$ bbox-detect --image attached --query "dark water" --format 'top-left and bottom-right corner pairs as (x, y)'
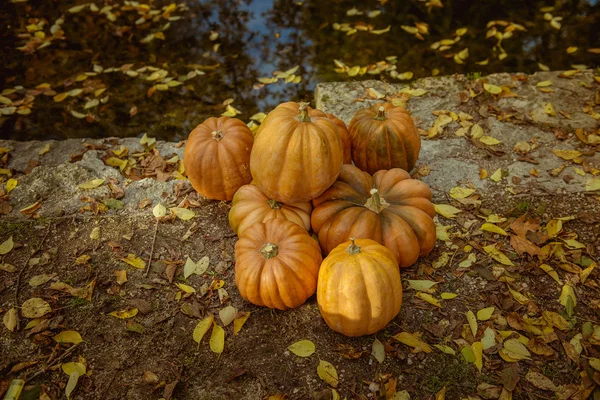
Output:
(1, 0), (599, 141)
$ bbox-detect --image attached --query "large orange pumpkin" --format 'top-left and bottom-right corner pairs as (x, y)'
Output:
(234, 219), (322, 310)
(349, 102), (420, 174)
(228, 184), (312, 236)
(311, 164), (436, 268)
(184, 116), (253, 201)
(317, 238), (402, 336)
(250, 102), (344, 203)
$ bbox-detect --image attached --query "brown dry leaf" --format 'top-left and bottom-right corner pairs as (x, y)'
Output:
(527, 337), (555, 356)
(525, 369), (557, 391)
(114, 270), (127, 285)
(510, 235), (541, 256)
(3, 307), (17, 332)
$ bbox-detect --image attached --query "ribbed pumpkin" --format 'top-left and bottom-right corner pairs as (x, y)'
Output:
(250, 102), (344, 203)
(184, 116), (253, 201)
(325, 113), (352, 164)
(349, 102), (420, 174)
(311, 164), (436, 268)
(317, 238), (402, 336)
(228, 184), (313, 236)
(234, 219), (323, 310)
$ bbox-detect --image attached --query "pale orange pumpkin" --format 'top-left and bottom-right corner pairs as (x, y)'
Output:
(317, 238), (402, 336)
(349, 102), (421, 174)
(184, 116), (253, 201)
(234, 219), (322, 310)
(311, 164), (436, 268)
(228, 184), (312, 236)
(250, 102), (344, 203)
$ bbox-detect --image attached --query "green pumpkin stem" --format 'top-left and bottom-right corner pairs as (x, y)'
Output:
(373, 106), (387, 121)
(364, 188), (390, 213)
(260, 243), (279, 259)
(298, 102), (311, 122)
(347, 237), (361, 255)
(266, 199), (282, 209)
(211, 130), (224, 141)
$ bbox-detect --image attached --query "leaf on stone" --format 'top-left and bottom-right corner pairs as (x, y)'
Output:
(0, 236), (14, 255)
(171, 207), (195, 220)
(153, 203), (167, 217)
(372, 338), (385, 363)
(483, 244), (514, 266)
(490, 168), (502, 182)
(317, 360), (339, 387)
(537, 80), (553, 87)
(193, 315), (214, 344)
(481, 223), (507, 236)
(218, 305), (237, 327)
(392, 332), (432, 353)
(552, 149), (581, 160)
(585, 177), (600, 192)
(108, 307), (138, 319)
(434, 204), (462, 219)
(184, 256), (209, 278)
(77, 178), (105, 189)
(484, 83), (502, 94)
(3, 307), (17, 332)
(479, 136), (501, 145)
(53, 330), (83, 344)
(415, 292), (441, 308)
(525, 369), (557, 391)
(233, 311), (250, 335)
(449, 187), (475, 199)
(121, 254), (146, 269)
(288, 340), (316, 357)
(22, 298), (52, 318)
(209, 322), (225, 354)
(544, 103), (556, 116)
(477, 306), (495, 321)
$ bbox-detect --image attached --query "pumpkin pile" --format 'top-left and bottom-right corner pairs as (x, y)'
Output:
(183, 101), (436, 336)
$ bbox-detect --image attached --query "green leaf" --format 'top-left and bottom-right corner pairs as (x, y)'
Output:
(288, 340), (315, 357)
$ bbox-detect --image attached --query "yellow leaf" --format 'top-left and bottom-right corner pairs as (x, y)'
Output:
(317, 360), (339, 387)
(62, 362), (86, 376)
(479, 136), (501, 145)
(508, 287), (530, 304)
(585, 177), (600, 191)
(566, 46), (578, 54)
(370, 25), (391, 35)
(483, 244), (514, 266)
(484, 83), (502, 94)
(415, 292), (441, 308)
(590, 358), (600, 371)
(559, 284), (576, 308)
(435, 386), (447, 400)
(152, 203), (166, 218)
(539, 264), (562, 284)
(552, 149), (582, 160)
(490, 168), (502, 182)
(193, 315), (214, 343)
(176, 283), (196, 294)
(114, 270), (127, 285)
(184, 256), (209, 279)
(581, 263), (595, 284)
(233, 311), (250, 335)
(38, 143), (51, 156)
(5, 178), (17, 193)
(480, 223), (507, 236)
(105, 157), (127, 171)
(53, 92), (69, 102)
(121, 254), (146, 269)
(538, 62), (550, 71)
(170, 207), (195, 220)
(536, 80), (553, 87)
(434, 204), (462, 219)
(546, 219), (562, 238)
(108, 308), (138, 319)
(21, 298), (52, 318)
(480, 168), (488, 179)
(209, 322), (225, 354)
(477, 306), (495, 321)
(392, 332), (432, 353)
(433, 344), (456, 355)
(472, 341), (483, 372)
(449, 187), (475, 199)
(288, 340), (315, 357)
(53, 330), (83, 344)
(0, 236), (14, 255)
(466, 310), (478, 336)
(542, 311), (569, 330)
(503, 338), (531, 360)
(481, 327), (496, 350)
(407, 280), (439, 291)
(3, 308), (17, 332)
(544, 102), (556, 116)
(250, 112), (267, 123)
(77, 178), (105, 189)
(441, 292), (457, 299)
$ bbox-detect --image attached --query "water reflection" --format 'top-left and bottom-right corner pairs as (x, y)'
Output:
(0, 0), (598, 141)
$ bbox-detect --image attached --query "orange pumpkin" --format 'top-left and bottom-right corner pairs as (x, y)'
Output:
(325, 113), (352, 164)
(184, 116), (253, 201)
(228, 184), (312, 236)
(317, 238), (402, 336)
(234, 219), (323, 310)
(349, 102), (420, 174)
(250, 102), (344, 203)
(311, 164), (436, 268)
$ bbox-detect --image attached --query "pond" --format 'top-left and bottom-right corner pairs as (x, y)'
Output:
(1, 0), (599, 141)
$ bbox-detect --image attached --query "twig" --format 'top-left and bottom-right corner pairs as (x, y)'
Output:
(25, 343), (80, 384)
(144, 220), (159, 277)
(14, 224), (52, 307)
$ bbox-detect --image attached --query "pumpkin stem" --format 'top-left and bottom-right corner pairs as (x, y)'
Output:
(373, 106), (387, 121)
(266, 199), (282, 210)
(260, 243), (279, 259)
(347, 237), (361, 255)
(364, 188), (390, 213)
(297, 102), (311, 122)
(211, 130), (224, 141)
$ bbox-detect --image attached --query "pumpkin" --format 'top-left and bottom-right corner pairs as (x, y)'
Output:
(348, 102), (420, 174)
(234, 219), (323, 310)
(250, 102), (344, 203)
(317, 238), (402, 336)
(184, 116), (253, 201)
(228, 184), (313, 236)
(311, 164), (436, 268)
(325, 113), (352, 164)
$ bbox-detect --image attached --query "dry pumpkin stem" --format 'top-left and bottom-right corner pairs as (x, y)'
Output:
(373, 106), (387, 121)
(211, 130), (224, 141)
(297, 102), (311, 122)
(363, 188), (390, 213)
(346, 237), (361, 255)
(266, 199), (282, 210)
(260, 242), (279, 259)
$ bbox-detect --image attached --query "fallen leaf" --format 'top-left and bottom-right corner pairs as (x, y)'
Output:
(77, 178), (105, 189)
(525, 369), (557, 391)
(484, 83), (502, 94)
(53, 330), (83, 344)
(171, 207), (195, 220)
(288, 340), (316, 357)
(472, 341), (483, 372)
(490, 168), (503, 182)
(477, 306), (495, 321)
(114, 270), (127, 285)
(508, 287), (530, 304)
(434, 204), (462, 219)
(434, 344), (456, 355)
(481, 223), (507, 236)
(3, 307), (17, 332)
(209, 322), (225, 354)
(184, 256), (209, 279)
(218, 305), (237, 327)
(121, 254), (146, 269)
(481, 327), (496, 350)
(449, 187), (475, 199)
(466, 310), (478, 336)
(392, 332), (432, 353)
(415, 292), (441, 308)
(176, 283), (196, 294)
(317, 360), (339, 387)
(441, 292), (457, 299)
(407, 280), (439, 291)
(552, 149), (581, 160)
(538, 264), (562, 284)
(108, 308), (138, 319)
(483, 245), (514, 266)
(0, 236), (14, 255)
(585, 177), (600, 191)
(544, 102), (556, 116)
(193, 315), (214, 344)
(503, 338), (531, 360)
(22, 298), (52, 318)
(436, 386), (447, 400)
(542, 311), (569, 330)
(29, 274), (56, 287)
(233, 312), (250, 335)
